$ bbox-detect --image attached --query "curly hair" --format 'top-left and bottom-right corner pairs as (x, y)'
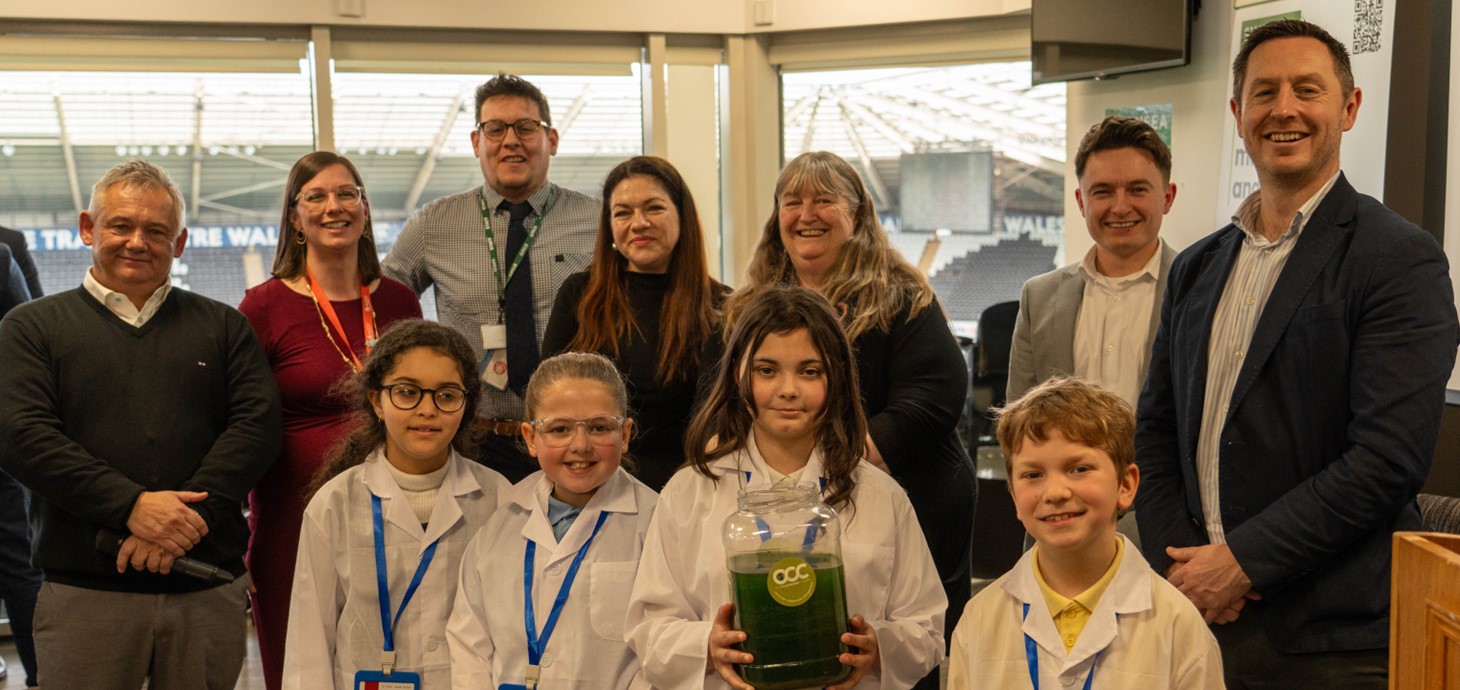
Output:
(684, 284), (865, 510)
(307, 319), (483, 499)
(724, 151), (936, 342)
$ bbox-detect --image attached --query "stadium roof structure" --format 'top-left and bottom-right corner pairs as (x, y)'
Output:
(0, 61), (1064, 229)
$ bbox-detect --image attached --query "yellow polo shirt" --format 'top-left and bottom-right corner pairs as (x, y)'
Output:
(1032, 537), (1124, 652)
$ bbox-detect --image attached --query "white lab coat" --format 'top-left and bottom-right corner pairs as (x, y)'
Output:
(282, 448), (508, 690)
(626, 438), (946, 690)
(448, 466), (657, 690)
(946, 535), (1224, 689)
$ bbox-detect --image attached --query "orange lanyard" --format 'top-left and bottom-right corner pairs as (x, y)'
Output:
(305, 267), (377, 371)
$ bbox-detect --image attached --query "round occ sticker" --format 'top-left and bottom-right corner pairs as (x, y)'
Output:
(767, 556), (816, 607)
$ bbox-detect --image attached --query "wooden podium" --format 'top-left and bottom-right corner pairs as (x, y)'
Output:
(1391, 532), (1460, 689)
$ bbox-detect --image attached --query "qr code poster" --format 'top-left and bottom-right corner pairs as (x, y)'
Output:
(1214, 0), (1396, 228)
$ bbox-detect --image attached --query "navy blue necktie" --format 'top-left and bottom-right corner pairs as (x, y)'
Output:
(502, 200), (539, 397)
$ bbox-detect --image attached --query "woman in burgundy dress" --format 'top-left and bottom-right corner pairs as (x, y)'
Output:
(238, 151), (420, 690)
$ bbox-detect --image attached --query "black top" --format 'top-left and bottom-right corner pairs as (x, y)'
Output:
(0, 244), (29, 318)
(543, 271), (728, 491)
(852, 294), (976, 634)
(0, 225), (42, 298)
(0, 287), (281, 592)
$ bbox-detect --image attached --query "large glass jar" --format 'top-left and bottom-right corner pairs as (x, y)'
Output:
(723, 482), (851, 690)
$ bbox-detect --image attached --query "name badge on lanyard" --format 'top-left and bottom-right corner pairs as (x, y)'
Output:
(476, 189), (553, 392)
(355, 494), (438, 690)
(500, 511), (609, 690)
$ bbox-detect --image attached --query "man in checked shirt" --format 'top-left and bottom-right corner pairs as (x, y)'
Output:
(386, 73), (598, 481)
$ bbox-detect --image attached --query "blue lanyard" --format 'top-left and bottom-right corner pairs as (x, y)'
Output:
(372, 494), (439, 673)
(742, 472), (826, 548)
(522, 511), (609, 683)
(1022, 603), (1099, 690)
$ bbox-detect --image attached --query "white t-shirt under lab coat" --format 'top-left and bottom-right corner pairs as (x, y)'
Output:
(283, 448), (508, 690)
(626, 437), (947, 690)
(947, 534), (1224, 689)
(447, 466), (657, 690)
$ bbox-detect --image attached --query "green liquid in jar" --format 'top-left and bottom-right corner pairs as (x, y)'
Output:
(729, 552), (851, 690)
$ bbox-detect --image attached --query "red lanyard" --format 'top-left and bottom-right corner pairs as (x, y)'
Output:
(306, 267), (377, 371)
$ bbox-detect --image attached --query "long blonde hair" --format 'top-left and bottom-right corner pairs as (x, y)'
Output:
(724, 151), (935, 340)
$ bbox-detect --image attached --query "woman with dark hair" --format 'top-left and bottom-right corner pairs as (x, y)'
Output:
(543, 155), (728, 490)
(724, 151), (977, 689)
(237, 151), (421, 690)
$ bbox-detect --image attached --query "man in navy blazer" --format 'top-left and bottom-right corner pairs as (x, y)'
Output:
(1135, 19), (1459, 688)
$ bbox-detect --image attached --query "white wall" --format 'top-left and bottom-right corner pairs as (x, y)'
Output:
(745, 0), (1027, 33)
(2, 0), (1027, 35)
(1062, 4), (1234, 259)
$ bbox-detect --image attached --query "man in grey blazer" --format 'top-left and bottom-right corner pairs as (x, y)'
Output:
(1007, 116), (1178, 407)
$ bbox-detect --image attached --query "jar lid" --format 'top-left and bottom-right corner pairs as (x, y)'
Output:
(736, 481), (819, 512)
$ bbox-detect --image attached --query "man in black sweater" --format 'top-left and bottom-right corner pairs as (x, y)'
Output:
(0, 159), (280, 689)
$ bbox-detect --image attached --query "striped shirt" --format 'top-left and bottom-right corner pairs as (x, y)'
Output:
(1197, 172), (1339, 544)
(383, 182), (598, 419)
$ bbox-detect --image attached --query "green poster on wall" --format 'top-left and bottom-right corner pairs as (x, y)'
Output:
(1103, 104), (1173, 146)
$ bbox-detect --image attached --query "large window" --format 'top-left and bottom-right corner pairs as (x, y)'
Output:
(781, 62), (1066, 330)
(0, 67), (315, 304)
(330, 70), (643, 228)
(0, 60), (642, 307)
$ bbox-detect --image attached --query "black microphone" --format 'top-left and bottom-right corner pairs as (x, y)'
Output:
(95, 529), (235, 585)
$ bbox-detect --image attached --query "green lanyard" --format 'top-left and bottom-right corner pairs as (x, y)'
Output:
(477, 186), (556, 322)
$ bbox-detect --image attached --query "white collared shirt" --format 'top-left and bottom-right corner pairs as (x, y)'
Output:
(1197, 172), (1340, 544)
(82, 269), (171, 327)
(1072, 241), (1164, 407)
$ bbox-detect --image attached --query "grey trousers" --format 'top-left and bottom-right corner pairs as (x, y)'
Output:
(34, 579), (248, 690)
(1212, 610), (1388, 689)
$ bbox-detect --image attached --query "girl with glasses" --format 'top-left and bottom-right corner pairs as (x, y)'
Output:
(239, 151), (422, 690)
(282, 320), (509, 690)
(448, 352), (657, 689)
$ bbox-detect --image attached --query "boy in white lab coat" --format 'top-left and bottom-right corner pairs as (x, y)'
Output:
(948, 377), (1224, 689)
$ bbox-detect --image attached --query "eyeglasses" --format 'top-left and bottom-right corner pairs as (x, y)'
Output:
(296, 186), (364, 210)
(476, 119), (550, 141)
(529, 416), (626, 448)
(378, 383), (468, 413)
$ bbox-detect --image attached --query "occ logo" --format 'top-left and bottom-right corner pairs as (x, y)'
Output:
(767, 557), (816, 607)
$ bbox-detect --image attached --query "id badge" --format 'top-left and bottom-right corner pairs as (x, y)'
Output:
(481, 348), (509, 390)
(481, 324), (508, 350)
(354, 669), (421, 690)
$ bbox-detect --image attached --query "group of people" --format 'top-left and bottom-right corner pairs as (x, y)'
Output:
(0, 17), (1454, 690)
(985, 19), (1458, 690)
(0, 69), (974, 689)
